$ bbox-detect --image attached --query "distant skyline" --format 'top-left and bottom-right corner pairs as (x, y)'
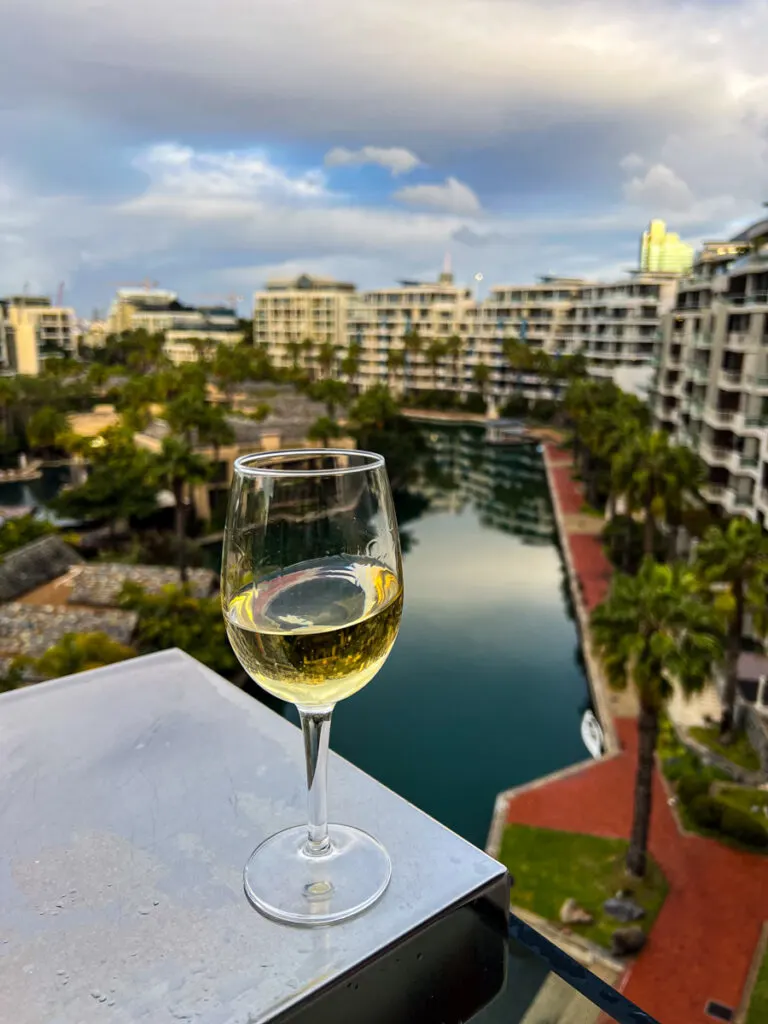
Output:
(2, 0), (767, 313)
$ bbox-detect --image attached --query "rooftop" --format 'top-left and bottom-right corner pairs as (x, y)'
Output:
(0, 536), (83, 603)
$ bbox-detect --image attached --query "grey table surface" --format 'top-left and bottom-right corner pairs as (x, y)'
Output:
(0, 649), (506, 1024)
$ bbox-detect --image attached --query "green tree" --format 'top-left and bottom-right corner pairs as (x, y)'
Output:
(286, 340), (302, 373)
(308, 415), (343, 446)
(119, 581), (239, 679)
(695, 518), (768, 737)
(153, 437), (211, 583)
(612, 431), (705, 557)
(425, 339), (447, 390)
(445, 334), (463, 384)
(316, 341), (337, 379)
(26, 406), (69, 456)
(310, 379), (349, 419)
(591, 559), (723, 876)
(341, 342), (362, 381)
(51, 427), (159, 531)
(0, 514), (54, 557)
(387, 348), (406, 389)
(472, 362), (492, 401)
(15, 632), (135, 681)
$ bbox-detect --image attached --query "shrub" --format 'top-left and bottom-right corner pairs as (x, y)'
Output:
(720, 807), (768, 849)
(688, 795), (724, 830)
(500, 394), (530, 418)
(677, 774), (710, 805)
(464, 392), (487, 415)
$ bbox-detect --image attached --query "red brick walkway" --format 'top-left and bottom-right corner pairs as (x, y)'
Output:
(546, 445), (612, 611)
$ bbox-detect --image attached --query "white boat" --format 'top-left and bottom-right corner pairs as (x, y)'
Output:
(581, 709), (605, 760)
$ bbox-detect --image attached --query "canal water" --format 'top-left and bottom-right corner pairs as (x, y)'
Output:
(0, 466), (73, 514)
(289, 425), (591, 849)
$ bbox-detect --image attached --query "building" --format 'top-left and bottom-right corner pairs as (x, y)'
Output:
(345, 267), (473, 393)
(640, 219), (694, 274)
(566, 272), (678, 379)
(253, 274), (355, 373)
(257, 266), (680, 404)
(0, 296), (77, 375)
(470, 277), (585, 401)
(650, 215), (768, 521)
(106, 287), (243, 364)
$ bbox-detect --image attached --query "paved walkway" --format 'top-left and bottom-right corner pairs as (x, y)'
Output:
(505, 719), (768, 1023)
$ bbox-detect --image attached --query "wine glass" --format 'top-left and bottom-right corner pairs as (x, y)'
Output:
(221, 448), (404, 926)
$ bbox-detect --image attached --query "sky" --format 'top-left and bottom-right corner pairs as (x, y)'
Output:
(2, 0), (768, 315)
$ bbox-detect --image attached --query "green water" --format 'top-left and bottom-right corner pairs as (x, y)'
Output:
(289, 426), (591, 849)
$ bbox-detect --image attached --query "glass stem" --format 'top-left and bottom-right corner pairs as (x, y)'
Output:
(298, 707), (333, 856)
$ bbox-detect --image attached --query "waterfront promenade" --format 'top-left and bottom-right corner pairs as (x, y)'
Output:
(492, 440), (768, 1023)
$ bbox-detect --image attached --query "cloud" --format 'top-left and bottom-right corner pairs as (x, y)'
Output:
(452, 226), (511, 247)
(324, 146), (423, 176)
(394, 177), (480, 214)
(619, 153), (645, 173)
(134, 143), (328, 200)
(623, 163), (695, 211)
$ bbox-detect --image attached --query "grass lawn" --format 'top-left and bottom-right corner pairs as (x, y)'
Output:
(689, 725), (762, 773)
(717, 784), (768, 817)
(746, 939), (768, 1024)
(498, 823), (668, 951)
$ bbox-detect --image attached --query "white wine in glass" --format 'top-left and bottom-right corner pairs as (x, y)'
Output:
(222, 449), (403, 925)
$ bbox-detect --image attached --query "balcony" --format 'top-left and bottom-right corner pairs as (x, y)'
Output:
(718, 369), (744, 390)
(0, 650), (662, 1024)
(725, 331), (753, 349)
(699, 441), (734, 468)
(692, 333), (712, 349)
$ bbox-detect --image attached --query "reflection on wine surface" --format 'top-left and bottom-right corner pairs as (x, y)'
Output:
(225, 554), (402, 706)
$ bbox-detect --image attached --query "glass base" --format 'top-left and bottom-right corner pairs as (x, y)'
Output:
(243, 824), (391, 926)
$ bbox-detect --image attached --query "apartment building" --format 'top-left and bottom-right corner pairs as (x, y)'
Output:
(253, 275), (355, 373)
(651, 219), (768, 522)
(469, 277), (585, 400)
(0, 296), (77, 375)
(258, 268), (678, 403)
(565, 273), (677, 387)
(345, 268), (473, 393)
(640, 219), (694, 274)
(106, 288), (243, 364)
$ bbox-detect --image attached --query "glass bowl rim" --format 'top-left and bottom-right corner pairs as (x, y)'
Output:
(233, 448), (385, 478)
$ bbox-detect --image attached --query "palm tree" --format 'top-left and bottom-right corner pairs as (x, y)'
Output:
(612, 431), (704, 557)
(286, 340), (301, 373)
(445, 334), (463, 388)
(402, 328), (423, 391)
(154, 437), (211, 583)
(472, 362), (492, 405)
(387, 348), (406, 391)
(316, 341), (337, 379)
(592, 559), (723, 876)
(308, 415), (343, 446)
(26, 406), (69, 457)
(310, 379), (349, 420)
(425, 339), (447, 390)
(695, 518), (768, 737)
(301, 337), (316, 379)
(341, 342), (362, 383)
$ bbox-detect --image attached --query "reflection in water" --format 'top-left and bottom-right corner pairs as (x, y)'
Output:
(287, 426), (590, 848)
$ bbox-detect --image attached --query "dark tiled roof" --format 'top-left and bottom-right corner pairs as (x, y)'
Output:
(0, 537), (83, 602)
